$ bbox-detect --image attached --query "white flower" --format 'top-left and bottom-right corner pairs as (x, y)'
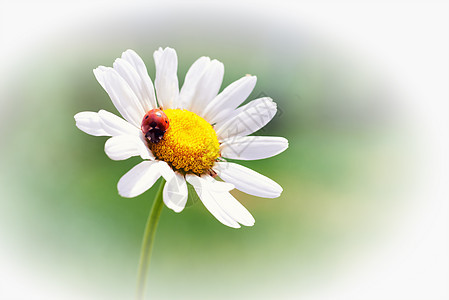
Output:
(74, 48), (288, 228)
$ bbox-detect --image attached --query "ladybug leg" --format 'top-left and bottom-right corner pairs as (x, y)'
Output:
(207, 169), (218, 178)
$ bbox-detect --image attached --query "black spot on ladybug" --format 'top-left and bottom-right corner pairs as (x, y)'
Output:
(149, 121), (157, 128)
(145, 115), (149, 119)
(165, 120), (168, 123)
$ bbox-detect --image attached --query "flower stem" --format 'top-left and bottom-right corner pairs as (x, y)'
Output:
(136, 178), (166, 300)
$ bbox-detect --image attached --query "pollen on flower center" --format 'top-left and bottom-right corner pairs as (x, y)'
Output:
(149, 109), (220, 175)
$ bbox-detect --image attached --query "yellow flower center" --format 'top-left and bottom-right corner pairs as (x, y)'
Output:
(149, 109), (220, 175)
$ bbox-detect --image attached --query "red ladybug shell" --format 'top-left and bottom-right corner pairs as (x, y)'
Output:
(141, 109), (170, 143)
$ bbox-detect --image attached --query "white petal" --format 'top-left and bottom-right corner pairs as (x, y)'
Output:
(153, 47), (163, 66)
(202, 176), (254, 226)
(199, 190), (241, 228)
(98, 110), (140, 136)
(105, 135), (153, 161)
(214, 162), (283, 198)
(178, 56), (211, 108)
(92, 66), (109, 90)
(105, 136), (139, 160)
(118, 161), (162, 198)
(213, 191), (255, 226)
(233, 96), (276, 117)
(94, 67), (145, 127)
(186, 175), (240, 228)
(203, 75), (257, 124)
(182, 59), (224, 116)
(215, 97), (277, 140)
(74, 111), (108, 136)
(154, 47), (179, 109)
(75, 110), (139, 137)
(160, 166), (188, 213)
(155, 159), (175, 180)
(121, 49), (157, 110)
(113, 57), (154, 112)
(186, 174), (234, 192)
(220, 136), (288, 160)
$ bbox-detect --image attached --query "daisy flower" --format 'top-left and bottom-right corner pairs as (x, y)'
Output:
(75, 47), (288, 228)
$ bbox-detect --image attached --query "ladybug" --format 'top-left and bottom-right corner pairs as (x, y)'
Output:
(141, 108), (170, 143)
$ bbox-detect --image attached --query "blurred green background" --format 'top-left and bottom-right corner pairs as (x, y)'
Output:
(0, 7), (410, 300)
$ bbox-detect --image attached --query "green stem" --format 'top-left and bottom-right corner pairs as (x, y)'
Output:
(136, 178), (166, 300)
